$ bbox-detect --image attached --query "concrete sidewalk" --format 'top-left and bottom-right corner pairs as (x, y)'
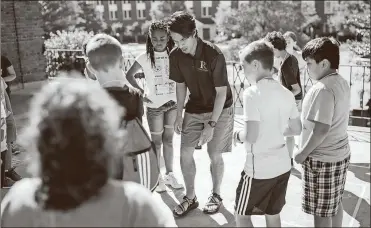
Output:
(3, 81), (371, 227)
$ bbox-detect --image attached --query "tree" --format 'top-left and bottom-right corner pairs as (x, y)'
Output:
(125, 22), (142, 43)
(347, 13), (370, 58)
(213, 2), (235, 34)
(39, 1), (77, 34)
(75, 1), (106, 33)
(149, 1), (186, 20)
(217, 1), (306, 42)
(141, 20), (153, 35)
(328, 1), (370, 57)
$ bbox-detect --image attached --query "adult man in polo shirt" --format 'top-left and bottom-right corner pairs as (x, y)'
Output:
(168, 11), (234, 217)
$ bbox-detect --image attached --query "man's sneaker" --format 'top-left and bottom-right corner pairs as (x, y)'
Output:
(11, 143), (21, 155)
(1, 177), (15, 189)
(5, 168), (22, 181)
(155, 176), (167, 193)
(164, 172), (184, 189)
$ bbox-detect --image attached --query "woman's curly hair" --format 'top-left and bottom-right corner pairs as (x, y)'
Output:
(20, 73), (126, 211)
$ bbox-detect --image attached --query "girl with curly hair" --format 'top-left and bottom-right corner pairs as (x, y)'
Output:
(125, 20), (183, 193)
(0, 75), (176, 227)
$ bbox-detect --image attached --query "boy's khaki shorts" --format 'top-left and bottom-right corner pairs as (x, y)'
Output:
(181, 106), (234, 153)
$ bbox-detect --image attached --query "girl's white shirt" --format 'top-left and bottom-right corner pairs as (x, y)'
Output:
(135, 51), (176, 108)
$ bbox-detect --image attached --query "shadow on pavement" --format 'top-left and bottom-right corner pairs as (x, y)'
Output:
(291, 166), (370, 227)
(348, 163), (370, 183)
(160, 189), (235, 227)
(342, 191), (370, 227)
(9, 93), (33, 116)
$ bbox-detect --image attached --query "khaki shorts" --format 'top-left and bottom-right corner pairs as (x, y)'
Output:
(181, 106), (234, 153)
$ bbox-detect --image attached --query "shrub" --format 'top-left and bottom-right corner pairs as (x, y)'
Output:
(44, 30), (94, 77)
(224, 38), (250, 62)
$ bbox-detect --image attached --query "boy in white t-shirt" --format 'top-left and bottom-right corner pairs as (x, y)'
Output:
(126, 20), (183, 193)
(233, 40), (302, 227)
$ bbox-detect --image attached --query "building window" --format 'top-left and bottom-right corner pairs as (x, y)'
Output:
(137, 9), (146, 19)
(324, 1), (334, 14)
(137, 0), (144, 3)
(123, 0), (129, 3)
(96, 0), (102, 5)
(109, 0), (116, 4)
(123, 10), (131, 20)
(109, 10), (118, 20)
(202, 7), (211, 17)
(98, 12), (103, 20)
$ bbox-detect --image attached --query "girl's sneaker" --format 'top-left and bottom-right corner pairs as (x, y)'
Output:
(155, 176), (167, 193)
(164, 172), (183, 189)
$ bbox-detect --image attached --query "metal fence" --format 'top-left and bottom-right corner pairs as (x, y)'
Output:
(45, 49), (370, 126)
(229, 61), (371, 126)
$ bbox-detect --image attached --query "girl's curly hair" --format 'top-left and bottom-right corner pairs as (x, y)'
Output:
(20, 73), (126, 211)
(146, 20), (175, 68)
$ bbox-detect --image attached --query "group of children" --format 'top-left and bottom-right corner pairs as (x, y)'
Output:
(1, 15), (351, 227)
(234, 34), (351, 227)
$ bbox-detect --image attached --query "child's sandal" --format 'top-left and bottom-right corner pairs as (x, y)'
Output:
(173, 196), (199, 217)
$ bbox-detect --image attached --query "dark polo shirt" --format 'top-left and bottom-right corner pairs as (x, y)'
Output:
(279, 54), (303, 100)
(169, 38), (233, 114)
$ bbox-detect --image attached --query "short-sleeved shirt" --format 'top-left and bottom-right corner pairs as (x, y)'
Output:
(300, 73), (351, 163)
(1, 98), (7, 152)
(243, 78), (299, 179)
(169, 38), (233, 114)
(136, 51), (176, 108)
(104, 85), (144, 122)
(0, 178), (177, 227)
(1, 55), (12, 78)
(279, 54), (303, 100)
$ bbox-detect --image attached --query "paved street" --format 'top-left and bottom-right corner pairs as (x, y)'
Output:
(2, 81), (370, 227)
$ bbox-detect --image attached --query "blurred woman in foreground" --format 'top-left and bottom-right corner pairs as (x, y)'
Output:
(0, 74), (176, 227)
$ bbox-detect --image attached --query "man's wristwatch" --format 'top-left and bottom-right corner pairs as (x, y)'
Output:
(208, 121), (216, 128)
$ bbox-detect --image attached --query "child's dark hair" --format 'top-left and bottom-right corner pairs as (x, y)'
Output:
(167, 11), (197, 38)
(146, 20), (174, 68)
(302, 37), (340, 69)
(265, 31), (287, 51)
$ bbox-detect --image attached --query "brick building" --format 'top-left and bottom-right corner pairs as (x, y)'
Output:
(1, 1), (46, 83)
(89, 0), (244, 40)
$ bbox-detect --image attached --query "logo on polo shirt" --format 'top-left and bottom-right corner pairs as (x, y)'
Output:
(196, 60), (208, 72)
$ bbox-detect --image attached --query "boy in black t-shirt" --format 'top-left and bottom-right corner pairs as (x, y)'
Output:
(85, 34), (144, 122)
(85, 34), (145, 179)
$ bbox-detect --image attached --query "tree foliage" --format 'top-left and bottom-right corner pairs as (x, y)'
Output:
(215, 1), (310, 61)
(39, 1), (77, 34)
(216, 1), (306, 42)
(149, 0), (186, 20)
(39, 1), (105, 34)
(75, 1), (105, 33)
(339, 1), (370, 57)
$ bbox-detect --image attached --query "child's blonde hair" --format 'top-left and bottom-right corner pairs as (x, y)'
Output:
(86, 34), (123, 72)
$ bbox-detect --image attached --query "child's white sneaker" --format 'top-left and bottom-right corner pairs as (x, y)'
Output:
(155, 176), (167, 193)
(163, 172), (183, 189)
